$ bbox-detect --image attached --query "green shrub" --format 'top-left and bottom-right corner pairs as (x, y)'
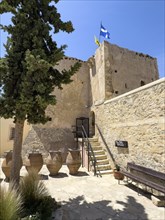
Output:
(37, 196), (58, 220)
(19, 171), (49, 214)
(21, 213), (40, 220)
(19, 171), (58, 219)
(0, 186), (22, 220)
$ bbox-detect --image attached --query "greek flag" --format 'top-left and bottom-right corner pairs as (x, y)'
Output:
(100, 24), (110, 39)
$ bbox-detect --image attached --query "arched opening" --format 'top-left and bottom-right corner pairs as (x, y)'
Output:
(89, 111), (95, 137)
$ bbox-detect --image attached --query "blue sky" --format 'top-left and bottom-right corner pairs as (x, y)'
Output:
(0, 0), (164, 78)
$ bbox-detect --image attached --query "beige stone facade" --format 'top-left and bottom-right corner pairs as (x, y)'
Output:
(93, 78), (165, 172)
(89, 41), (159, 103)
(20, 41), (163, 171)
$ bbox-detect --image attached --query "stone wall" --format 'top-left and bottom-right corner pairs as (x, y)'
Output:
(104, 41), (159, 99)
(89, 41), (159, 104)
(88, 45), (105, 104)
(46, 57), (91, 128)
(22, 126), (72, 162)
(22, 57), (91, 160)
(93, 78), (165, 172)
(21, 42), (161, 166)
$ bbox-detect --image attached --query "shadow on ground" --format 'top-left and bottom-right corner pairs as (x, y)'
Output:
(70, 171), (89, 177)
(49, 172), (68, 178)
(61, 195), (149, 220)
(125, 183), (151, 199)
(39, 174), (49, 180)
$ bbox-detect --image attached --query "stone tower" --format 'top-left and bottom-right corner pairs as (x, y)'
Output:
(88, 41), (159, 105)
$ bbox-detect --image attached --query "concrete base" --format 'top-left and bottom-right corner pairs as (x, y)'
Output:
(151, 195), (165, 207)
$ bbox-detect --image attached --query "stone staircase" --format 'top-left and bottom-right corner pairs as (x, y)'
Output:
(88, 137), (113, 176)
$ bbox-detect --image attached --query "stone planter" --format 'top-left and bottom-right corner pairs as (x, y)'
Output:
(66, 149), (81, 175)
(45, 151), (62, 176)
(25, 152), (43, 174)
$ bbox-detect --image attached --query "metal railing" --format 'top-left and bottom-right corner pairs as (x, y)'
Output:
(81, 125), (102, 177)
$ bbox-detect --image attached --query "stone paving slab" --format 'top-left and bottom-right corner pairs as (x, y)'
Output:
(0, 161), (165, 220)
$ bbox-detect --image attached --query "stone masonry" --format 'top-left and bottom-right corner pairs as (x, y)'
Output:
(22, 41), (163, 171)
(93, 78), (165, 172)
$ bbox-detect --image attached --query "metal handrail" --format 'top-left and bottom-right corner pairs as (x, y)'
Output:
(81, 125), (102, 177)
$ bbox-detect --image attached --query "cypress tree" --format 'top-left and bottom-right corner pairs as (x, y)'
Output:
(0, 0), (81, 186)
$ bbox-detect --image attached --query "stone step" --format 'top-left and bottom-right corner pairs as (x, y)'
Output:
(90, 141), (100, 146)
(91, 154), (107, 160)
(84, 144), (100, 151)
(88, 137), (98, 142)
(95, 159), (110, 165)
(87, 136), (112, 176)
(96, 164), (111, 171)
(89, 150), (105, 155)
(91, 145), (103, 151)
(85, 141), (100, 148)
(96, 169), (113, 176)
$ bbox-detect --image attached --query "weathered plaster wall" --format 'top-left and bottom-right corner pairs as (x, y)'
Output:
(0, 118), (31, 156)
(22, 42), (161, 165)
(89, 41), (159, 104)
(104, 41), (159, 99)
(22, 57), (91, 159)
(22, 126), (72, 162)
(93, 78), (165, 172)
(46, 57), (91, 128)
(88, 45), (105, 104)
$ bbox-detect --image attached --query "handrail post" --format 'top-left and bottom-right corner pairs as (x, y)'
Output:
(81, 125), (101, 177)
(87, 141), (90, 172)
(82, 138), (84, 167)
(93, 159), (96, 176)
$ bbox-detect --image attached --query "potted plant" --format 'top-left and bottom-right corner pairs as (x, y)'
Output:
(113, 164), (124, 180)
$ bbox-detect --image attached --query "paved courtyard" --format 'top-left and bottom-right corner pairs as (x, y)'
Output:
(0, 160), (165, 220)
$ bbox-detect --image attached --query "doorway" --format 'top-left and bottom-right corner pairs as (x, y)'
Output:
(76, 117), (89, 138)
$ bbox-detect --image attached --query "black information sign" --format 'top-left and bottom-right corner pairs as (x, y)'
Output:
(115, 140), (128, 148)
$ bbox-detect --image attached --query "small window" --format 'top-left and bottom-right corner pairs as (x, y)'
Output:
(125, 83), (127, 89)
(115, 91), (118, 94)
(140, 80), (145, 86)
(9, 127), (15, 140)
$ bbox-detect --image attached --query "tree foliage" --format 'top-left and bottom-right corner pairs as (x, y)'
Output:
(0, 0), (81, 185)
(0, 0), (81, 124)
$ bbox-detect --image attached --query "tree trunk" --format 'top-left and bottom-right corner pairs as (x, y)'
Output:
(10, 119), (25, 187)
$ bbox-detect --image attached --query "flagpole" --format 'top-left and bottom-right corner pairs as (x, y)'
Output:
(99, 21), (102, 42)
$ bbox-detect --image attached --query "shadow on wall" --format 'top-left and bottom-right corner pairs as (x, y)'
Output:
(117, 148), (129, 154)
(95, 123), (116, 167)
(22, 126), (76, 163)
(61, 195), (148, 220)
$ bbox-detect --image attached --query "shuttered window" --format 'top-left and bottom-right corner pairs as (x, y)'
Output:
(9, 127), (15, 140)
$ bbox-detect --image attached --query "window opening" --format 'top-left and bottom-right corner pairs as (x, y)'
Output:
(9, 127), (15, 140)
(140, 80), (145, 86)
